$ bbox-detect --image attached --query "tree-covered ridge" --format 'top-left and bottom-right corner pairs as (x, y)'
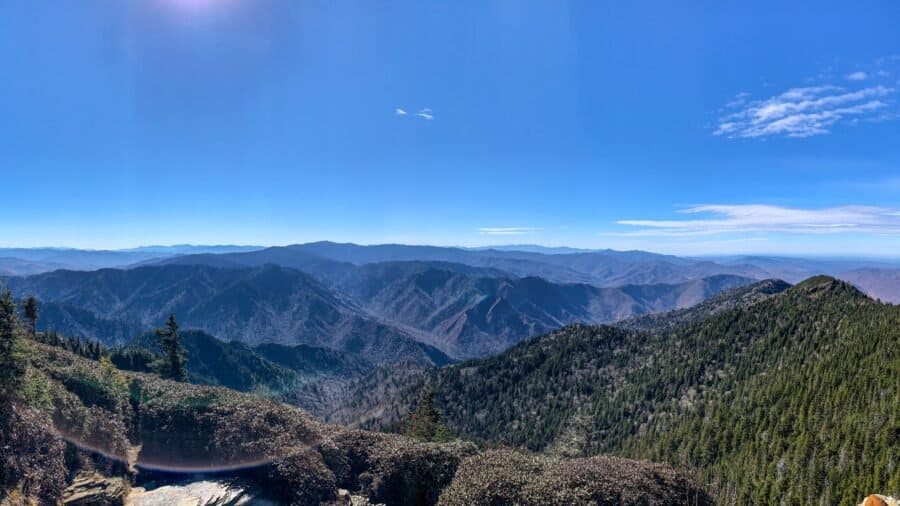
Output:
(618, 278), (791, 333)
(383, 276), (897, 504)
(619, 276), (899, 505)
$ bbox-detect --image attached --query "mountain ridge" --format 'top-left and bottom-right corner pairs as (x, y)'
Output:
(5, 262), (755, 360)
(330, 275), (898, 504)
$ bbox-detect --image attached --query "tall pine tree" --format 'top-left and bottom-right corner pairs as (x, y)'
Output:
(155, 314), (187, 382)
(22, 295), (38, 336)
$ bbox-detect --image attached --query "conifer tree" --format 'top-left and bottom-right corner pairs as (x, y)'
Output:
(21, 295), (38, 336)
(156, 314), (187, 382)
(404, 388), (452, 442)
(0, 289), (25, 396)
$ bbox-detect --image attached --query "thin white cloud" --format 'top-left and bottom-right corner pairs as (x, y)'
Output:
(715, 84), (895, 138)
(615, 204), (900, 237)
(416, 108), (434, 120)
(479, 227), (542, 235)
(395, 108), (407, 116)
(846, 71), (868, 81)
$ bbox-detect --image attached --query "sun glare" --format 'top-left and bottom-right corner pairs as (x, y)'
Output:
(159, 0), (230, 13)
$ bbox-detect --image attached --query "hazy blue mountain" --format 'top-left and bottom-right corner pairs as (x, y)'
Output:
(837, 268), (900, 303)
(465, 245), (593, 254)
(0, 257), (70, 276)
(708, 254), (900, 281)
(6, 260), (754, 360)
(0, 245), (262, 274)
(122, 245), (262, 255)
(159, 241), (767, 287)
(153, 246), (358, 282)
(6, 264), (451, 366)
(338, 262), (754, 357)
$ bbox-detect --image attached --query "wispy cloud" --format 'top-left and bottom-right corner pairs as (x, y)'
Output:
(715, 85), (894, 138)
(615, 204), (900, 237)
(416, 108), (434, 120)
(479, 227), (542, 235)
(396, 107), (433, 120)
(846, 71), (868, 81)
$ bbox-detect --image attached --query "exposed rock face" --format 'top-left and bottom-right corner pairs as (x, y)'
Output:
(63, 473), (128, 505)
(125, 480), (275, 506)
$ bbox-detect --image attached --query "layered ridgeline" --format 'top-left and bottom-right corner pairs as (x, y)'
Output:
(338, 277), (899, 505)
(5, 264), (452, 366)
(0, 314), (711, 504)
(154, 241), (768, 287)
(5, 262), (752, 360)
(4, 242), (898, 301)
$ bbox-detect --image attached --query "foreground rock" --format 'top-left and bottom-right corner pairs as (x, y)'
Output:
(125, 479), (275, 506)
(63, 473), (129, 505)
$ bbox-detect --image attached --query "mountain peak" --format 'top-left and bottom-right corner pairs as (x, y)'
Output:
(792, 275), (868, 300)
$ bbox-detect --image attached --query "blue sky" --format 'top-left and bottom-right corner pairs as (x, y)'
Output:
(1, 0), (899, 255)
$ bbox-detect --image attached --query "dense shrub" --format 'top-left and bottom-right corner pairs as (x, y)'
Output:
(0, 402), (67, 503)
(439, 449), (712, 506)
(331, 429), (477, 505)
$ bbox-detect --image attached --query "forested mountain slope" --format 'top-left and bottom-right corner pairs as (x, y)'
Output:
(124, 330), (368, 394)
(618, 278), (791, 332)
(336, 263), (752, 357)
(343, 276), (898, 505)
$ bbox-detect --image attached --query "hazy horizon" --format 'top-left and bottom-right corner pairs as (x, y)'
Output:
(2, 240), (899, 261)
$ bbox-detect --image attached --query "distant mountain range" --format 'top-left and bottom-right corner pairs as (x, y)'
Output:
(0, 245), (261, 275)
(6, 264), (450, 366)
(5, 261), (753, 361)
(3, 241), (898, 364)
(3, 241), (895, 300)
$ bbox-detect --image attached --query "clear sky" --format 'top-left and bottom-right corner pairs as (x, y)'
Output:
(1, 0), (899, 256)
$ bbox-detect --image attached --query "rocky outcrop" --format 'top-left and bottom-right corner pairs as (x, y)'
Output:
(63, 473), (128, 505)
(125, 480), (272, 506)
